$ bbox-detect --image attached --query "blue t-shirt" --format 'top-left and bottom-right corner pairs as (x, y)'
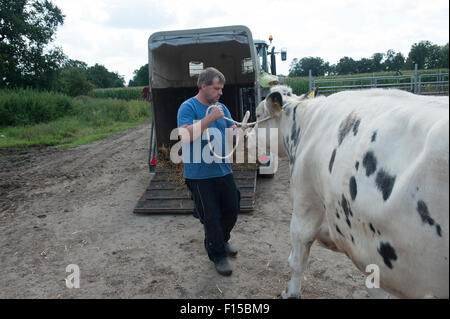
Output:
(177, 97), (233, 179)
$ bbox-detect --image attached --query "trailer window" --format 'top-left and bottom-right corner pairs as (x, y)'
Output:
(189, 61), (204, 77)
(242, 58), (253, 74)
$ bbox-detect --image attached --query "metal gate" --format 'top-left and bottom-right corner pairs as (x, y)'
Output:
(309, 65), (449, 96)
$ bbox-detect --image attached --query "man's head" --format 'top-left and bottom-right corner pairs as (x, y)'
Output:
(197, 67), (225, 105)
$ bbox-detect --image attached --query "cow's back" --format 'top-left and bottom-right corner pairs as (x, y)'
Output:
(297, 89), (449, 298)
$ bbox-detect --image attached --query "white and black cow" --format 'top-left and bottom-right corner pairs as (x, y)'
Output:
(251, 87), (449, 298)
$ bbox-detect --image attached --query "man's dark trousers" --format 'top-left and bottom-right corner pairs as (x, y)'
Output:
(185, 173), (240, 262)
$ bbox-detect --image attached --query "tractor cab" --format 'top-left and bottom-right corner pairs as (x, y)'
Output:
(254, 36), (287, 98)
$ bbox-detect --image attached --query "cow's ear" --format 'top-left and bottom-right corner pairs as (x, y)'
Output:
(266, 91), (283, 115)
(306, 87), (318, 99)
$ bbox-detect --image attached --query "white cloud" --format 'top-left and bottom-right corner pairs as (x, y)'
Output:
(51, 0), (449, 82)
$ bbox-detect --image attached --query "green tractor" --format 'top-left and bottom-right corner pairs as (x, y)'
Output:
(254, 35), (287, 99)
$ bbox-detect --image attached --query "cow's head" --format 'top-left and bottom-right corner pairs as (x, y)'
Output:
(247, 85), (316, 161)
(246, 89), (289, 158)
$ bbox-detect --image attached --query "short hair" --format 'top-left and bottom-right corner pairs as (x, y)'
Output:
(197, 67), (225, 89)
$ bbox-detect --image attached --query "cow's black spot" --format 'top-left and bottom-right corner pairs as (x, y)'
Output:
(362, 151), (377, 177)
(283, 136), (289, 151)
(436, 225), (442, 237)
(371, 131), (377, 142)
(355, 161), (359, 171)
(292, 105), (298, 123)
(338, 113), (360, 145)
(369, 223), (376, 233)
(417, 200), (442, 237)
(375, 169), (396, 201)
(291, 123), (301, 148)
(349, 176), (357, 201)
(377, 230), (381, 235)
(341, 195), (349, 217)
(377, 241), (398, 269)
(346, 217), (352, 228)
(417, 200), (434, 225)
(283, 135), (297, 168)
(336, 225), (344, 237)
(286, 106), (301, 165)
(341, 195), (354, 217)
(352, 119), (361, 136)
(351, 235), (355, 244)
(336, 209), (340, 219)
(329, 149), (337, 173)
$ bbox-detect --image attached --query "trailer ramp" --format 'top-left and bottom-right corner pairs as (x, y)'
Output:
(133, 165), (257, 214)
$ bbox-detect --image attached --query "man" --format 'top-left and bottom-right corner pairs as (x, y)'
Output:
(177, 67), (241, 276)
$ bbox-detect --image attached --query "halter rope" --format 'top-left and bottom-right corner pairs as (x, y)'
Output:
(204, 104), (274, 160)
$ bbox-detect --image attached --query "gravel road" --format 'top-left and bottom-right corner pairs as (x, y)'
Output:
(0, 123), (369, 298)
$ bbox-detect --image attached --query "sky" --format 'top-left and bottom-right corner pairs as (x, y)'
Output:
(51, 0), (449, 84)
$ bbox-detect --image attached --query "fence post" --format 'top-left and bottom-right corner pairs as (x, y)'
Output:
(414, 64), (418, 94)
(309, 70), (313, 92)
(418, 74), (422, 95)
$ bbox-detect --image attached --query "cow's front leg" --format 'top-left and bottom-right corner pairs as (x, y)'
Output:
(282, 204), (323, 299)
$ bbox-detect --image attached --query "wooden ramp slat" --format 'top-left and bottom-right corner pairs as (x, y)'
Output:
(133, 165), (257, 214)
(133, 199), (255, 214)
(141, 188), (255, 200)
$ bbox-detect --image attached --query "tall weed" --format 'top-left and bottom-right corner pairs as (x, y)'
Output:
(0, 88), (74, 126)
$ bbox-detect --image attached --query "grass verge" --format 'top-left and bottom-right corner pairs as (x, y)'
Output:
(0, 117), (149, 149)
(0, 93), (151, 149)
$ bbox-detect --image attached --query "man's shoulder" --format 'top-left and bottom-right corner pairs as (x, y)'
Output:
(178, 97), (196, 113)
(181, 97), (198, 107)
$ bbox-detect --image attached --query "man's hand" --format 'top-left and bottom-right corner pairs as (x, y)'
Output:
(208, 103), (224, 121)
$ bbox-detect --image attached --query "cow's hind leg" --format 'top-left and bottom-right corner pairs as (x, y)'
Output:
(282, 206), (323, 299)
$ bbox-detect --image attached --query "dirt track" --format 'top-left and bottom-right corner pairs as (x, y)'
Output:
(0, 123), (369, 298)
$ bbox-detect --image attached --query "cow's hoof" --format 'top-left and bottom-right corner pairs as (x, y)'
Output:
(281, 289), (301, 299)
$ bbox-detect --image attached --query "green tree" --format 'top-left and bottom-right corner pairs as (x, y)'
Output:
(86, 63), (124, 88)
(288, 58), (301, 77)
(0, 0), (65, 89)
(406, 41), (440, 69)
(425, 43), (444, 69)
(355, 58), (373, 74)
(64, 59), (88, 70)
(58, 67), (94, 96)
(384, 49), (405, 72)
(288, 57), (326, 77)
(371, 53), (385, 72)
(302, 57), (326, 76)
(439, 43), (449, 68)
(324, 63), (337, 76)
(128, 63), (149, 86)
(336, 57), (357, 75)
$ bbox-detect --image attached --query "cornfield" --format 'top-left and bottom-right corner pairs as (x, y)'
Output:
(88, 86), (144, 100)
